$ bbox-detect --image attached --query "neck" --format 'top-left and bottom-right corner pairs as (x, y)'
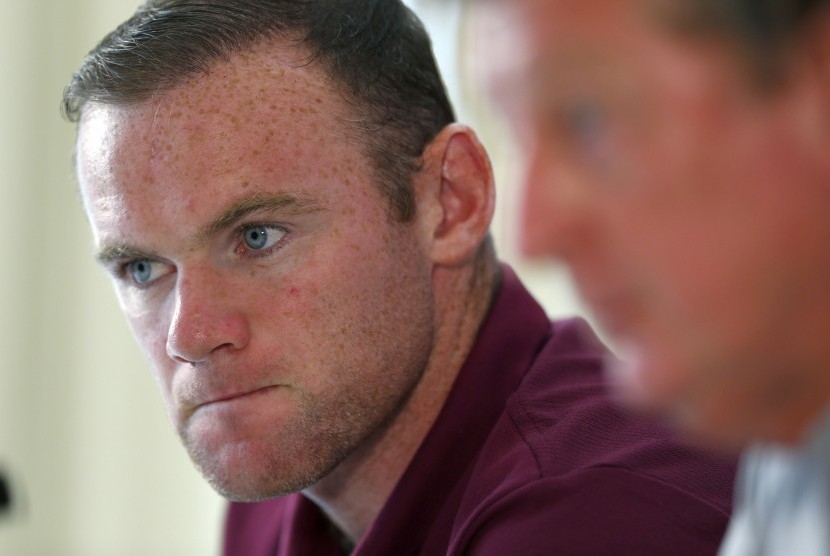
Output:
(303, 257), (499, 544)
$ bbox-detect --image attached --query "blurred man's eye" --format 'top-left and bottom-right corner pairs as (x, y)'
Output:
(559, 100), (608, 147)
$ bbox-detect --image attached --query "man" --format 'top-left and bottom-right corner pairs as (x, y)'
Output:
(64, 1), (733, 553)
(472, 0), (830, 553)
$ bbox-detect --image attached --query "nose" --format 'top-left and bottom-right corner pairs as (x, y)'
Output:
(166, 268), (251, 364)
(518, 142), (596, 260)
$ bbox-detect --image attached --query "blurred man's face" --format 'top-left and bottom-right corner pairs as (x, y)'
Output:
(76, 44), (437, 500)
(475, 0), (830, 446)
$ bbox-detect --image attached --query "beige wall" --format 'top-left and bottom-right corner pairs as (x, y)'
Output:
(0, 1), (225, 554)
(0, 1), (585, 555)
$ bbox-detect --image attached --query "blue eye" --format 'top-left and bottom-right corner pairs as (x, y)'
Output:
(561, 101), (607, 145)
(241, 225), (286, 251)
(127, 259), (166, 285)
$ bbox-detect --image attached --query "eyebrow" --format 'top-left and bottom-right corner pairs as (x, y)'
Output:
(95, 192), (324, 265)
(96, 244), (159, 265)
(193, 192), (323, 243)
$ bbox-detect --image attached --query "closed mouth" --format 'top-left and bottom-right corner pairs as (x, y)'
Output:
(197, 385), (282, 410)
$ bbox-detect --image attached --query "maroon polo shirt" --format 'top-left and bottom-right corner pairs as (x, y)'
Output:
(224, 267), (735, 555)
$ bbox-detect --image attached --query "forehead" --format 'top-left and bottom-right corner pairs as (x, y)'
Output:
(481, 0), (667, 74)
(477, 0), (747, 109)
(501, 0), (666, 40)
(75, 42), (372, 242)
(474, 0), (643, 101)
(78, 41), (348, 167)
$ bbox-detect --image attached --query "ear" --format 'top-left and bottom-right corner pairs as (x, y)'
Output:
(414, 123), (496, 266)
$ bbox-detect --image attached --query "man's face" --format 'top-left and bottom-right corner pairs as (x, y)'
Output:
(477, 0), (830, 445)
(76, 44), (437, 499)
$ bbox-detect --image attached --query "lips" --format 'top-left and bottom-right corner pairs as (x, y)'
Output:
(196, 385), (281, 410)
(178, 380), (284, 418)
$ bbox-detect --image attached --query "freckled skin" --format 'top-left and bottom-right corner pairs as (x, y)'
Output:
(478, 0), (830, 446)
(76, 42), (441, 500)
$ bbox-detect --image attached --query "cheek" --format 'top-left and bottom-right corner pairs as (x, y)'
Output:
(282, 225), (427, 337)
(120, 296), (177, 385)
(613, 171), (804, 386)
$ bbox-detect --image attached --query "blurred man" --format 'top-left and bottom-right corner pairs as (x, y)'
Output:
(65, 0), (734, 553)
(473, 0), (830, 553)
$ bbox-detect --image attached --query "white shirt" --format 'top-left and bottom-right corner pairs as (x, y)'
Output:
(719, 408), (830, 556)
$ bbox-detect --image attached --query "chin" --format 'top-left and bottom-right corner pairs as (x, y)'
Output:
(206, 473), (314, 503)
(193, 445), (322, 501)
(606, 346), (689, 415)
(610, 350), (760, 452)
(185, 430), (351, 502)
(605, 347), (666, 410)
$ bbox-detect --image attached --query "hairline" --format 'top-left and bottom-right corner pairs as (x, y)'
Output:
(73, 35), (422, 223)
(646, 0), (830, 88)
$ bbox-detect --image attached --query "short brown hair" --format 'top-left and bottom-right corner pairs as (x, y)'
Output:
(63, 0), (456, 221)
(659, 0), (830, 85)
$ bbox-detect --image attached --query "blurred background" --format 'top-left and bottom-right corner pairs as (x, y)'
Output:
(0, 0), (586, 554)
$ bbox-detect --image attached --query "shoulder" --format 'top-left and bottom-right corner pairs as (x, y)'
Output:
(513, 318), (734, 498)
(452, 467), (730, 556)
(449, 318), (735, 555)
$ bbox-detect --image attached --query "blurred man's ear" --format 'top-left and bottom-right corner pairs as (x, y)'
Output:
(414, 124), (496, 266)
